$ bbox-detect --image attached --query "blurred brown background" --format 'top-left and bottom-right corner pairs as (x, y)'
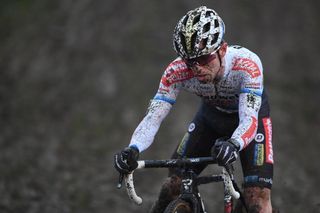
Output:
(1, 0), (320, 212)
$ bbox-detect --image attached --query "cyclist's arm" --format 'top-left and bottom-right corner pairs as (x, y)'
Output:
(230, 57), (263, 151)
(129, 100), (172, 152)
(129, 61), (181, 152)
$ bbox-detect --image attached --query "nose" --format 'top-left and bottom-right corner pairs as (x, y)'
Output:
(191, 65), (203, 75)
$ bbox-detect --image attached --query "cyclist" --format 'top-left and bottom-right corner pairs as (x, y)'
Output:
(114, 6), (274, 213)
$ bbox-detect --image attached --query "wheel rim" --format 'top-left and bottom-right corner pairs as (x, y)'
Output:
(172, 202), (192, 213)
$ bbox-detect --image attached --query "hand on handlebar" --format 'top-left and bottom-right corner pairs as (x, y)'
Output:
(114, 146), (139, 174)
(212, 138), (240, 166)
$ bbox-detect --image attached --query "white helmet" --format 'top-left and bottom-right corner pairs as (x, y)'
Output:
(173, 6), (225, 59)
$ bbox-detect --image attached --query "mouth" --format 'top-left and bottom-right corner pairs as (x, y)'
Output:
(196, 75), (209, 82)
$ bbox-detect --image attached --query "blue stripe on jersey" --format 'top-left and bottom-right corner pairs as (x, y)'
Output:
(129, 144), (140, 153)
(154, 95), (176, 105)
(240, 88), (262, 96)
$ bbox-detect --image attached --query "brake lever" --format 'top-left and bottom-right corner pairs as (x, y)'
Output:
(224, 164), (235, 179)
(117, 173), (124, 189)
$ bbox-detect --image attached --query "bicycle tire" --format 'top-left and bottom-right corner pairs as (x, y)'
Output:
(164, 199), (193, 213)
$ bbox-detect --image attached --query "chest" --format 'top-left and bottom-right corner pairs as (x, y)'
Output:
(181, 75), (242, 100)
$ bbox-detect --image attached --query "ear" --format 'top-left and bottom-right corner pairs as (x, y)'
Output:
(218, 42), (228, 57)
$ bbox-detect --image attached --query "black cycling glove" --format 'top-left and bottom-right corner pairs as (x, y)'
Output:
(212, 138), (240, 166)
(114, 146), (139, 174)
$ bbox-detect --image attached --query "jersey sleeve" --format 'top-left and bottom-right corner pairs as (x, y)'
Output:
(129, 99), (172, 152)
(154, 59), (190, 104)
(231, 56), (264, 150)
(129, 60), (185, 152)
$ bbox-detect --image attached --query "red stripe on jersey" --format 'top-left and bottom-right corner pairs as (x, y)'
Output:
(241, 116), (258, 147)
(263, 117), (273, 164)
(161, 61), (194, 87)
(232, 58), (261, 78)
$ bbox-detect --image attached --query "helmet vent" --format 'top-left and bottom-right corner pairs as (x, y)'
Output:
(214, 19), (219, 28)
(190, 32), (197, 52)
(179, 33), (187, 54)
(182, 16), (188, 26)
(174, 41), (180, 55)
(193, 15), (201, 25)
(205, 11), (212, 17)
(203, 23), (210, 33)
(211, 33), (219, 45)
(200, 38), (208, 51)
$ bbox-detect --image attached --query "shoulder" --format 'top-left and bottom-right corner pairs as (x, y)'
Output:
(227, 45), (263, 79)
(161, 58), (194, 87)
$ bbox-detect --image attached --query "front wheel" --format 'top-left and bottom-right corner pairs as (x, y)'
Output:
(164, 199), (193, 213)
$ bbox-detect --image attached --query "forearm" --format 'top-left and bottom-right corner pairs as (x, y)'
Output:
(231, 93), (261, 150)
(231, 114), (258, 150)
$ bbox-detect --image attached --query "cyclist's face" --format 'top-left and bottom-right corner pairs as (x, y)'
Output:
(187, 43), (227, 83)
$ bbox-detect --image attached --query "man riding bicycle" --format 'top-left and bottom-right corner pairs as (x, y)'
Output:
(114, 6), (274, 213)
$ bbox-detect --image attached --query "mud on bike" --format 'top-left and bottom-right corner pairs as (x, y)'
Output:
(117, 156), (247, 213)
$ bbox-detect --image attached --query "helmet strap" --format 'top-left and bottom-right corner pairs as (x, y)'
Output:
(217, 50), (222, 67)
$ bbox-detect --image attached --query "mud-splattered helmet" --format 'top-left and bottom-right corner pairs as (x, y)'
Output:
(173, 6), (225, 59)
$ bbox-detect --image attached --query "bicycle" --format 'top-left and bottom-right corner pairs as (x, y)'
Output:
(117, 156), (247, 213)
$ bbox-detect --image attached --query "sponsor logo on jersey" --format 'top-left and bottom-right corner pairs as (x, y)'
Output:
(158, 87), (170, 94)
(203, 94), (238, 109)
(246, 93), (259, 110)
(188, 123), (196, 132)
(263, 117), (273, 164)
(161, 61), (194, 87)
(177, 132), (189, 156)
(254, 144), (264, 166)
(232, 58), (261, 78)
(244, 175), (273, 185)
(255, 133), (265, 142)
(259, 177), (273, 185)
(244, 82), (262, 90)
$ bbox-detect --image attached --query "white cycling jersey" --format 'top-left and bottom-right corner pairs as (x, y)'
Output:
(129, 45), (264, 152)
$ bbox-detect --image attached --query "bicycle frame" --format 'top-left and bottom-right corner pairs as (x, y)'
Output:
(118, 157), (240, 213)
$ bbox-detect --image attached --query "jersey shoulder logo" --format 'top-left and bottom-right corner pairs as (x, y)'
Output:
(161, 60), (194, 87)
(232, 58), (261, 78)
